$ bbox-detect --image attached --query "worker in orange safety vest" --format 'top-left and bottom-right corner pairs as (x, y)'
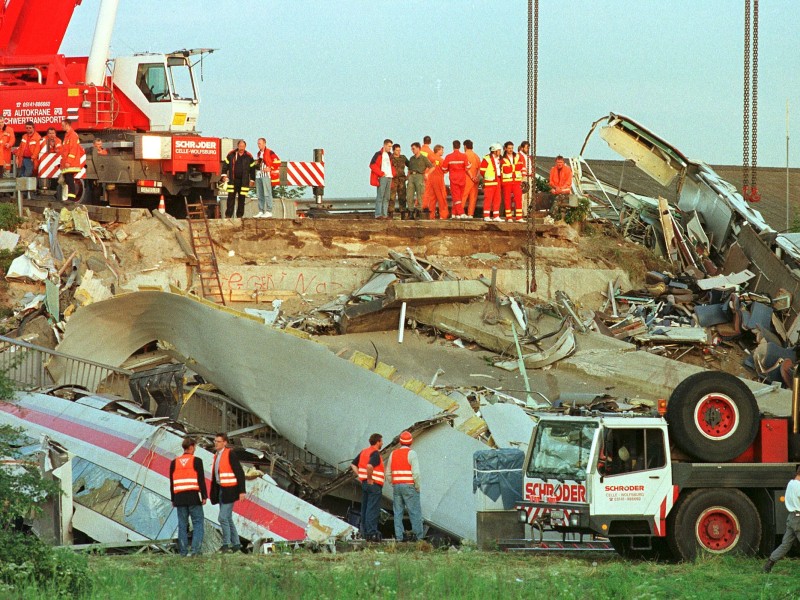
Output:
(500, 141), (526, 222)
(170, 436), (207, 557)
(16, 121), (42, 177)
(211, 432), (246, 553)
(351, 432), (385, 541)
(480, 143), (503, 221)
(389, 430), (423, 541)
(60, 119), (85, 202)
(0, 116), (15, 177)
(425, 145), (449, 219)
(549, 155), (572, 196)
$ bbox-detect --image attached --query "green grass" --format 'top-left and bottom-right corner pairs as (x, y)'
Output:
(10, 550), (800, 600)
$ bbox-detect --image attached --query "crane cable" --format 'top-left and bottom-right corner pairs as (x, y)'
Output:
(525, 0), (539, 293)
(743, 0), (760, 203)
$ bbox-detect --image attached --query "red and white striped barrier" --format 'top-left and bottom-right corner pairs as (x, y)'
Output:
(37, 149), (86, 179)
(286, 161), (324, 187)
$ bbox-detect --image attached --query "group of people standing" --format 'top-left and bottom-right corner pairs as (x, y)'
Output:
(0, 116), (87, 201)
(168, 432), (247, 556)
(221, 138), (281, 219)
(351, 431), (423, 542)
(370, 137), (572, 223)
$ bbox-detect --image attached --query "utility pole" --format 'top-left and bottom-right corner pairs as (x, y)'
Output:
(787, 100), (791, 231)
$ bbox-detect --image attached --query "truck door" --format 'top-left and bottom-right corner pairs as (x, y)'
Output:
(591, 425), (675, 535)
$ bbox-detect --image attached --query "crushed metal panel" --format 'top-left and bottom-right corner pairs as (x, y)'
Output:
(52, 290), (485, 540)
(599, 116), (684, 187)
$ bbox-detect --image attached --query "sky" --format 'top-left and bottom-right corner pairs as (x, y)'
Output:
(60, 1), (800, 198)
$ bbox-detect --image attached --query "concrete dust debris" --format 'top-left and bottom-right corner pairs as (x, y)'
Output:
(73, 270), (112, 306)
(0, 229), (20, 251)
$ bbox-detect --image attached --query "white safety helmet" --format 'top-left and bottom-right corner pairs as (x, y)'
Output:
(489, 143), (502, 152)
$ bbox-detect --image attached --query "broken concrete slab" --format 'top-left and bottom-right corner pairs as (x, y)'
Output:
(384, 280), (488, 307)
(52, 290), (488, 541)
(339, 299), (401, 334)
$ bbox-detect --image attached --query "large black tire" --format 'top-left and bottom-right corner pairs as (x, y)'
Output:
(609, 536), (674, 562)
(667, 372), (759, 462)
(666, 488), (761, 561)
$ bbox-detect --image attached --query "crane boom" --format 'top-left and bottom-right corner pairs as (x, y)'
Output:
(0, 0), (83, 57)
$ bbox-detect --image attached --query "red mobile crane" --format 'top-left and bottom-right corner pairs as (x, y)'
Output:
(0, 0), (220, 208)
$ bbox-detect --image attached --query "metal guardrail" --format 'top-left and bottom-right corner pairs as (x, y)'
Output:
(0, 334), (133, 393)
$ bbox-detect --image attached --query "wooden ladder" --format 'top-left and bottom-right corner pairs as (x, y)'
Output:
(184, 199), (226, 305)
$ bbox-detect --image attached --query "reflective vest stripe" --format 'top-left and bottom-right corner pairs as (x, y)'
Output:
(390, 447), (415, 485)
(357, 446), (385, 485)
(500, 154), (524, 182)
(480, 155), (500, 186)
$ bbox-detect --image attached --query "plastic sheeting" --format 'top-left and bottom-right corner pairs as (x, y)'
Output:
(472, 449), (524, 511)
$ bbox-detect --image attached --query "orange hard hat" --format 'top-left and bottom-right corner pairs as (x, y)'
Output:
(399, 431), (413, 445)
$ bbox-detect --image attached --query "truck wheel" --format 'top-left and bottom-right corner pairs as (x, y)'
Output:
(666, 488), (760, 561)
(609, 536), (674, 562)
(666, 372), (758, 462)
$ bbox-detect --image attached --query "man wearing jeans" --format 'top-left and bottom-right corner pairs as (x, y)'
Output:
(351, 433), (384, 541)
(389, 430), (423, 541)
(210, 433), (246, 553)
(169, 436), (207, 557)
(255, 138), (281, 218)
(369, 139), (395, 219)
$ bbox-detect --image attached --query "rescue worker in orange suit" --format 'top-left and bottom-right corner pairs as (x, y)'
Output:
(351, 433), (384, 541)
(500, 141), (526, 222)
(16, 121), (41, 177)
(442, 140), (467, 218)
(549, 155), (572, 198)
(0, 116), (14, 177)
(210, 432), (246, 553)
(170, 436), (207, 557)
(419, 136), (436, 216)
(463, 139), (481, 218)
(60, 119), (84, 202)
(480, 143), (503, 221)
(92, 138), (108, 156)
(425, 145), (449, 220)
(38, 127), (61, 191)
(223, 140), (255, 219)
(390, 430), (423, 541)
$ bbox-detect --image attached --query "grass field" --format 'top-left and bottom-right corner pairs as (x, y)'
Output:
(12, 548), (800, 599)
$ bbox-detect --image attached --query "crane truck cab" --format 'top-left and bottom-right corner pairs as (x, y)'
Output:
(515, 372), (799, 561)
(114, 50), (206, 133)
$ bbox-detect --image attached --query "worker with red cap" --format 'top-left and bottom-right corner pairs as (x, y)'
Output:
(389, 430), (423, 541)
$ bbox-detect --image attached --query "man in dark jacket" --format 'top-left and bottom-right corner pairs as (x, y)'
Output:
(170, 436), (208, 556)
(210, 432), (247, 553)
(223, 140), (256, 218)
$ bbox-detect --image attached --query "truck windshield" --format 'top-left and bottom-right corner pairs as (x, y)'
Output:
(167, 58), (197, 102)
(527, 421), (598, 481)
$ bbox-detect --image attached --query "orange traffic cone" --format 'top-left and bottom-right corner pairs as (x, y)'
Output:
(158, 195), (166, 214)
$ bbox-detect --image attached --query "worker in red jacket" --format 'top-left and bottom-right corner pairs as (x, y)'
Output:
(369, 139), (395, 219)
(170, 436), (207, 557)
(442, 140), (467, 218)
(60, 119), (84, 202)
(480, 144), (503, 221)
(0, 116), (15, 177)
(16, 121), (42, 177)
(500, 141), (525, 222)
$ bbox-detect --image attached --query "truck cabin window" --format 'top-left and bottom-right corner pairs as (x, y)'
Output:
(137, 63), (170, 103)
(167, 57), (197, 102)
(599, 428), (666, 477)
(527, 421), (598, 481)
